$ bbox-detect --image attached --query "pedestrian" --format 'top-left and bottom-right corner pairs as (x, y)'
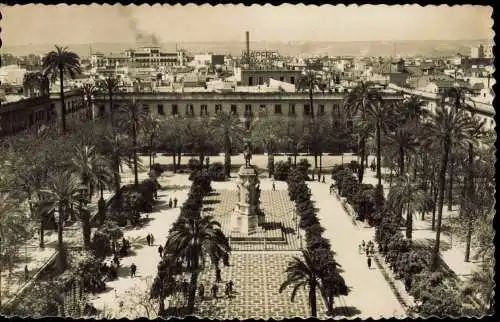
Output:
(225, 283), (231, 298)
(365, 246), (370, 257)
(158, 245), (164, 257)
(322, 175), (325, 183)
(130, 263), (137, 277)
(367, 256), (372, 269)
(24, 265), (29, 281)
(113, 254), (120, 266)
(146, 234), (151, 246)
(228, 280), (234, 293)
(215, 267), (222, 283)
(150, 234), (155, 246)
(168, 198), (173, 208)
(329, 183), (334, 194)
(174, 197), (178, 208)
(211, 283), (218, 299)
(198, 283), (205, 300)
(272, 181), (276, 191)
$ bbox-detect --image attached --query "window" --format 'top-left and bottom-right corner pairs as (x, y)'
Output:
(189, 104), (194, 115)
(172, 104), (178, 115)
(260, 104), (266, 109)
(280, 76), (284, 82)
(304, 104), (310, 116)
(201, 104), (208, 116)
(274, 104), (282, 115)
(143, 104), (149, 113)
(258, 76), (263, 85)
(99, 105), (105, 117)
(215, 104), (222, 114)
(318, 105), (325, 115)
(289, 104), (296, 116)
(248, 77), (253, 86)
(290, 76), (295, 84)
(333, 104), (340, 115)
(245, 104), (252, 112)
(157, 104), (164, 115)
(231, 104), (237, 115)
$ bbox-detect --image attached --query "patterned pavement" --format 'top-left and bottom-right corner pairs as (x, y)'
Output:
(194, 252), (328, 320)
(203, 190), (303, 251)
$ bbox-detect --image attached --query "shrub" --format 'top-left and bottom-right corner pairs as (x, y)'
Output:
(190, 169), (212, 194)
(274, 160), (290, 181)
(297, 158), (311, 180)
(187, 158), (201, 171)
(348, 160), (360, 173)
(354, 188), (375, 221)
(91, 222), (123, 258)
(331, 164), (346, 179)
(208, 162), (225, 181)
(339, 174), (359, 202)
(74, 255), (106, 293)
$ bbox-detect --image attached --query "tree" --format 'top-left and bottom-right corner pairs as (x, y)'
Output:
(279, 250), (323, 317)
(81, 83), (98, 121)
(386, 127), (419, 176)
(426, 104), (473, 270)
(117, 100), (148, 187)
(251, 110), (285, 178)
(164, 214), (230, 312)
(344, 81), (380, 183)
(185, 117), (217, 166)
(158, 116), (188, 173)
(23, 71), (50, 97)
(387, 175), (425, 240)
(211, 111), (245, 177)
(141, 114), (162, 169)
(98, 76), (121, 127)
(42, 46), (82, 133)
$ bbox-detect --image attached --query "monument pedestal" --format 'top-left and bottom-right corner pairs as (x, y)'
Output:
(230, 166), (264, 235)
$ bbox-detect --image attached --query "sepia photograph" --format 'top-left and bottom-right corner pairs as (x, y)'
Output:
(0, 3), (495, 320)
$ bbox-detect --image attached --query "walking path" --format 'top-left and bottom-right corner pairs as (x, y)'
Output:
(88, 173), (190, 319)
(307, 179), (407, 319)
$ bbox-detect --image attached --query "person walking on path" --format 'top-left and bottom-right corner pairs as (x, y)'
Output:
(367, 256), (372, 269)
(329, 183), (334, 194)
(215, 267), (222, 283)
(225, 283), (231, 299)
(158, 245), (164, 257)
(146, 234), (151, 246)
(173, 197), (178, 208)
(211, 283), (218, 299)
(322, 175), (326, 183)
(150, 234), (155, 246)
(24, 265), (29, 281)
(198, 283), (205, 300)
(130, 263), (137, 277)
(272, 181), (276, 191)
(228, 280), (234, 293)
(168, 198), (173, 208)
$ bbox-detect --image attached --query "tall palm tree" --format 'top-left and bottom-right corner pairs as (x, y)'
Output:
(387, 174), (425, 240)
(426, 105), (473, 270)
(344, 81), (379, 183)
(279, 250), (323, 317)
(366, 96), (391, 187)
(42, 46), (82, 133)
(211, 110), (245, 177)
(165, 214), (230, 312)
(117, 100), (148, 187)
(98, 76), (121, 127)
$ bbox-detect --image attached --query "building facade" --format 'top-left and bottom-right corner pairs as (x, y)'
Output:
(239, 69), (302, 86)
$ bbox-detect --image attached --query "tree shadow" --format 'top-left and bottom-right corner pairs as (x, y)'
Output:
(203, 199), (221, 205)
(203, 207), (215, 212)
(207, 191), (220, 197)
(329, 306), (361, 317)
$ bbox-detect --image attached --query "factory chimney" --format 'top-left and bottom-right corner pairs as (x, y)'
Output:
(245, 31), (250, 65)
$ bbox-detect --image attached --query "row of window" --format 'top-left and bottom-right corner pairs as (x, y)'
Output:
(131, 103), (343, 117)
(248, 76), (296, 85)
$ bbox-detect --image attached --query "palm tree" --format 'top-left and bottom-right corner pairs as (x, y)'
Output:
(98, 76), (121, 127)
(386, 127), (419, 176)
(164, 214), (230, 312)
(81, 83), (98, 121)
(42, 46), (82, 133)
(426, 105), (473, 270)
(150, 255), (181, 315)
(41, 171), (85, 267)
(296, 66), (321, 120)
(141, 114), (162, 169)
(211, 110), (245, 177)
(387, 174), (425, 240)
(344, 81), (380, 183)
(279, 250), (323, 317)
(117, 100), (148, 187)
(366, 96), (391, 187)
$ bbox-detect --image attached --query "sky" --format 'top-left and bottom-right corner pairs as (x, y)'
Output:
(1, 4), (494, 46)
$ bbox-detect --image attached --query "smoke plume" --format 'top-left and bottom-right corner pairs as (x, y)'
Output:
(118, 6), (160, 46)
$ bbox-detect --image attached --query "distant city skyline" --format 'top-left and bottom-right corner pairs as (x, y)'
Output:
(1, 4), (494, 47)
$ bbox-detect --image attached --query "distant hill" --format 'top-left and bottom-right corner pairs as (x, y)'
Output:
(1, 39), (490, 58)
